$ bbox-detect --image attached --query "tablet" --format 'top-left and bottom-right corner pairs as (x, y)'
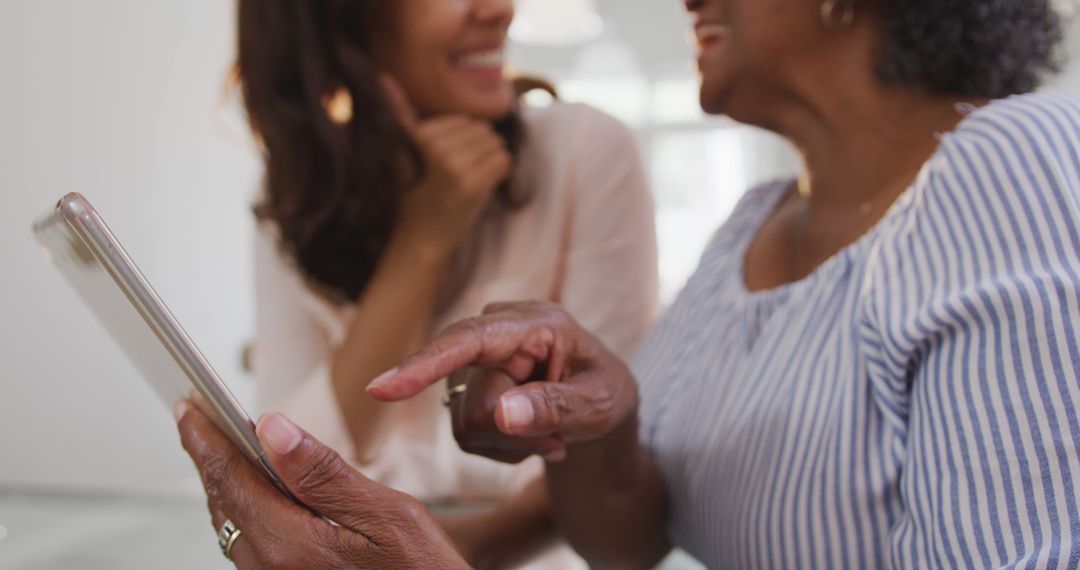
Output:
(33, 193), (296, 500)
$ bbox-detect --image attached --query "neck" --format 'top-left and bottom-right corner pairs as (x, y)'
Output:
(727, 14), (986, 211)
(777, 84), (983, 211)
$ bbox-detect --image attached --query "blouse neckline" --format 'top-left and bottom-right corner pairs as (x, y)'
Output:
(732, 177), (915, 304)
(730, 97), (1008, 304)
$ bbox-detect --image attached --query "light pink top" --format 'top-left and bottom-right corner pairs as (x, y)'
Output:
(251, 102), (659, 504)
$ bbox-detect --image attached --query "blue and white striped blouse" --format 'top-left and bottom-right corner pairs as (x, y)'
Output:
(634, 92), (1080, 569)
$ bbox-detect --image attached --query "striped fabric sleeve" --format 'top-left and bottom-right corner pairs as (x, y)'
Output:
(862, 94), (1080, 569)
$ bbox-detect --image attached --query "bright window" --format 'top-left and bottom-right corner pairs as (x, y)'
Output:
(555, 74), (799, 302)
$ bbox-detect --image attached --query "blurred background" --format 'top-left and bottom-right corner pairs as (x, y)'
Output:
(1, 0), (1079, 567)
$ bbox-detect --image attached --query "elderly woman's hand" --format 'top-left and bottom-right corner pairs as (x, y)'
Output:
(174, 401), (467, 569)
(367, 301), (639, 463)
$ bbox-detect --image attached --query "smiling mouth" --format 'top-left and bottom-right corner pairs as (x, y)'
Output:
(453, 48), (505, 70)
(695, 23), (730, 50)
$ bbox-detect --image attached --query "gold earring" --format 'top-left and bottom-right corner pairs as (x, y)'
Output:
(820, 0), (855, 29)
(324, 87), (354, 125)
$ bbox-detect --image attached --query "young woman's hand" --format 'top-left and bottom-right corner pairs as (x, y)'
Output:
(382, 75), (512, 258)
(176, 402), (467, 569)
(367, 301), (640, 463)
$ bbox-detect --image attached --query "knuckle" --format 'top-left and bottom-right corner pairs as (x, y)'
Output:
(533, 386), (567, 429)
(199, 453), (242, 501)
(308, 522), (344, 556)
(295, 446), (352, 494)
(547, 306), (574, 328)
(374, 494), (429, 547)
(395, 495), (428, 525)
(588, 387), (618, 429)
(547, 385), (573, 415)
(454, 315), (488, 338)
(252, 536), (294, 568)
(429, 324), (473, 355)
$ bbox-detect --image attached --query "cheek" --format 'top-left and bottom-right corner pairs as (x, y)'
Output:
(727, 0), (811, 64)
(376, 38), (455, 112)
(699, 20), (799, 94)
(373, 0), (512, 118)
(378, 0), (464, 75)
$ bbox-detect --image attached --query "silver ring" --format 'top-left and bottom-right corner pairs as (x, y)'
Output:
(442, 383), (467, 407)
(217, 519), (242, 560)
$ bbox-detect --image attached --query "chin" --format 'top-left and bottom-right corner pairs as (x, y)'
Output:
(697, 66), (735, 115)
(463, 92), (514, 120)
(699, 86), (729, 116)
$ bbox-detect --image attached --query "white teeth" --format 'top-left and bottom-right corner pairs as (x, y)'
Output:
(457, 50), (504, 68)
(695, 24), (730, 43)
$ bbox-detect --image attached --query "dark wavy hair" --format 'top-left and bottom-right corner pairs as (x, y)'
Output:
(875, 0), (1063, 97)
(237, 0), (529, 303)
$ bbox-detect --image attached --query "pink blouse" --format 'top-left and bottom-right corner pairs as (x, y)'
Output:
(251, 102), (659, 504)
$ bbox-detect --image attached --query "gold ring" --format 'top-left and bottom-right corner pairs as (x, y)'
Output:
(217, 519), (242, 560)
(442, 383), (468, 407)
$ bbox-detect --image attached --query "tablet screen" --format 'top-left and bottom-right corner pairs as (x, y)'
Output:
(34, 208), (195, 410)
(32, 195), (300, 503)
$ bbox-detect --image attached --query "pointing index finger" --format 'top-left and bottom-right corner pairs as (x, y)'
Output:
(366, 315), (562, 402)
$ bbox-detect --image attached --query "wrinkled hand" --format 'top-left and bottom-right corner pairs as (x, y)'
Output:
(367, 302), (639, 463)
(175, 401), (466, 569)
(382, 75), (511, 255)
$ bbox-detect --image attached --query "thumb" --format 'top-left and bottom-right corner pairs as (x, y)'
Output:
(495, 377), (627, 443)
(256, 413), (392, 531)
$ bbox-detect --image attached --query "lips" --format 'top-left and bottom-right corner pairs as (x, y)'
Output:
(453, 48), (505, 70)
(694, 23), (730, 50)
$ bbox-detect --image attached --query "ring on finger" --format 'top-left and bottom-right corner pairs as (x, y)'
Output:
(217, 519), (243, 560)
(442, 383), (467, 407)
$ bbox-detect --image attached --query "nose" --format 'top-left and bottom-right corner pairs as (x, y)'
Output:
(684, 0), (704, 12)
(473, 0), (514, 27)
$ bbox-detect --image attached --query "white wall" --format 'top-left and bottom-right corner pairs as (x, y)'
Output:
(0, 0), (260, 493)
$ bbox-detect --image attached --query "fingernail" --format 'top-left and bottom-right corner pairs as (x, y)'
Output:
(544, 448), (567, 462)
(173, 400), (189, 423)
(257, 414), (303, 455)
(500, 394), (534, 431)
(366, 367), (399, 393)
